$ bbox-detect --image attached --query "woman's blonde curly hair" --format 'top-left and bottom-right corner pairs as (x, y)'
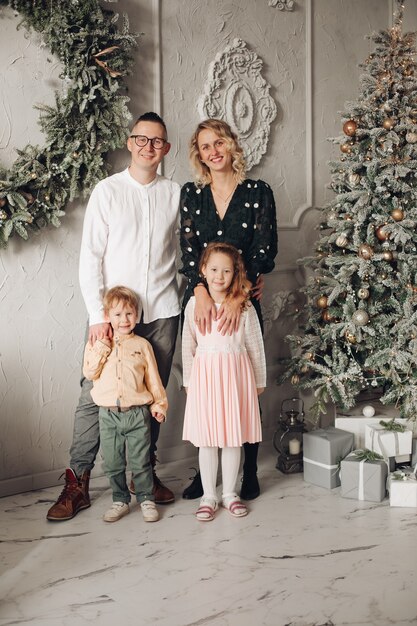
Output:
(189, 119), (246, 187)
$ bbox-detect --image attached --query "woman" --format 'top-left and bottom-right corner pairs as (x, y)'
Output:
(179, 118), (278, 501)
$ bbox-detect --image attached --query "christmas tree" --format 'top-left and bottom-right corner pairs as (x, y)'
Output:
(283, 2), (417, 421)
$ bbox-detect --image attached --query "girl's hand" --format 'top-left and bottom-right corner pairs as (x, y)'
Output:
(251, 275), (264, 301)
(194, 284), (217, 335)
(217, 297), (243, 335)
(152, 411), (165, 423)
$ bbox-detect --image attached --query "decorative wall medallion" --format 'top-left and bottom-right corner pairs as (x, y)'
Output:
(268, 0), (295, 9)
(199, 38), (277, 170)
(262, 290), (295, 337)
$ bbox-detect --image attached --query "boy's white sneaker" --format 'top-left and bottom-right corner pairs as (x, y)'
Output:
(140, 500), (159, 522)
(103, 502), (130, 522)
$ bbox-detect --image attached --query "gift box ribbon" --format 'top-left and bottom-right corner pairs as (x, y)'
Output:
(303, 457), (338, 471)
(346, 451), (383, 500)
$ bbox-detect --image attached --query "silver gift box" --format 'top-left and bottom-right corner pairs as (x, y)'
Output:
(340, 454), (388, 502)
(303, 427), (354, 489)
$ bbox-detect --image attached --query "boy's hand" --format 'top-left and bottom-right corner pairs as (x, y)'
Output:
(152, 411), (165, 423)
(257, 387), (265, 396)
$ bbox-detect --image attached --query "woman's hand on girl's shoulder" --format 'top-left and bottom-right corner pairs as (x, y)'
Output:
(251, 275), (264, 301)
(217, 298), (243, 336)
(193, 285), (217, 335)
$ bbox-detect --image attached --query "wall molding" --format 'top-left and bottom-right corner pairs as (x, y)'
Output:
(268, 0), (295, 10)
(281, 0), (313, 230)
(199, 38), (277, 171)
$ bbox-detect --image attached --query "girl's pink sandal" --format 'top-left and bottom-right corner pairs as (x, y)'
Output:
(195, 498), (218, 522)
(222, 497), (248, 518)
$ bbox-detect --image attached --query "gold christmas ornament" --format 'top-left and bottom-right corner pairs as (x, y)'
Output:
(382, 118), (395, 130)
(336, 233), (349, 247)
(348, 173), (361, 186)
(357, 287), (370, 299)
(291, 373), (300, 385)
(345, 331), (357, 344)
(316, 296), (328, 309)
(0, 198), (6, 207)
(391, 208), (404, 221)
(382, 250), (393, 261)
(375, 225), (389, 241)
(358, 244), (374, 259)
(305, 351), (314, 361)
(322, 310), (334, 323)
(343, 120), (357, 136)
(340, 143), (351, 154)
(352, 310), (369, 326)
(379, 70), (391, 81)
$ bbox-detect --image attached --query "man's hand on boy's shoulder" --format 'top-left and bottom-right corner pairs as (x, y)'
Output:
(97, 337), (112, 349)
(89, 322), (113, 344)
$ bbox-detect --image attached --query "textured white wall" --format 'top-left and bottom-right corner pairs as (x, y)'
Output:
(1, 0), (415, 494)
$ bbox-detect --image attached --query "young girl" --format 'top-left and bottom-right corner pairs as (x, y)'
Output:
(182, 242), (266, 521)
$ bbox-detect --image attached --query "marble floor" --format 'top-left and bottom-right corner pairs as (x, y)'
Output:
(0, 446), (416, 626)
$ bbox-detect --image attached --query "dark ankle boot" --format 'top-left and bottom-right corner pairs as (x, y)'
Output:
(151, 453), (175, 504)
(46, 469), (91, 521)
(240, 443), (260, 500)
(182, 469), (203, 499)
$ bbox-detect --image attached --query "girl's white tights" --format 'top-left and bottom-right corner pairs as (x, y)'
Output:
(199, 446), (241, 501)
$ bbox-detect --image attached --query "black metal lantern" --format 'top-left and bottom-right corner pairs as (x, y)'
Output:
(273, 397), (306, 474)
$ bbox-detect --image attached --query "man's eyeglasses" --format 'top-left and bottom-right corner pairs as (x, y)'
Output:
(130, 135), (167, 149)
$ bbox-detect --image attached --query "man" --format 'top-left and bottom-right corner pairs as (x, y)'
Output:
(47, 112), (180, 521)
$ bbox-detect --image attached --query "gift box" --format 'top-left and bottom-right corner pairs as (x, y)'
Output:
(335, 415), (409, 450)
(303, 426), (354, 489)
(388, 469), (417, 507)
(412, 439), (417, 467)
(340, 452), (387, 502)
(365, 423), (412, 459)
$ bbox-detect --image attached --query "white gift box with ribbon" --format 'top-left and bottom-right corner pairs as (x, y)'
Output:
(335, 416), (411, 451)
(340, 452), (387, 502)
(388, 469), (417, 507)
(365, 423), (412, 459)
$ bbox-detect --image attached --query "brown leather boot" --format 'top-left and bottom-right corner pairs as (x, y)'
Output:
(128, 456), (175, 504)
(151, 453), (174, 504)
(46, 468), (91, 521)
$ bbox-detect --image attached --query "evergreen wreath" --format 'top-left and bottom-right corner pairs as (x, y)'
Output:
(0, 0), (138, 246)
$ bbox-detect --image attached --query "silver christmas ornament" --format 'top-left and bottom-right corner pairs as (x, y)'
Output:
(336, 233), (349, 247)
(406, 132), (417, 143)
(357, 288), (370, 300)
(348, 173), (361, 186)
(352, 310), (369, 326)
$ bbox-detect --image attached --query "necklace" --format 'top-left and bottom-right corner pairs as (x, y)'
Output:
(211, 182), (237, 207)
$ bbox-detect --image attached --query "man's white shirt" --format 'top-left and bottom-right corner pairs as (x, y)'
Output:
(79, 168), (181, 325)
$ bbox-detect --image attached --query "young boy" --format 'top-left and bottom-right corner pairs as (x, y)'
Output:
(83, 286), (168, 523)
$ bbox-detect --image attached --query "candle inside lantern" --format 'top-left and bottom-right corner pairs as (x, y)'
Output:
(289, 438), (301, 455)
